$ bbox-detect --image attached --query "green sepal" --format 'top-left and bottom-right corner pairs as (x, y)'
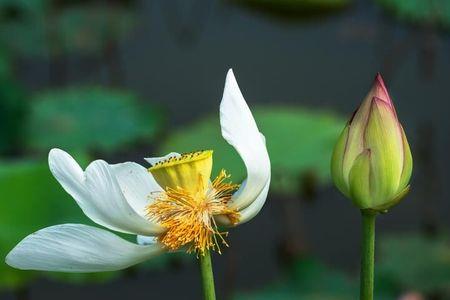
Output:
(364, 98), (404, 205)
(348, 149), (372, 209)
(398, 127), (413, 191)
(371, 185), (410, 213)
(330, 124), (351, 197)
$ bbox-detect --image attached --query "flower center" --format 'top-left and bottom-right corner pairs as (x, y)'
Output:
(146, 150), (240, 255)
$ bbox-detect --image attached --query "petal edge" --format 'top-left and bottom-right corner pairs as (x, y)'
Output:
(219, 70), (271, 211)
(6, 224), (163, 272)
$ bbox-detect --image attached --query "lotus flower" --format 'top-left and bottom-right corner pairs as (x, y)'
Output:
(331, 73), (412, 211)
(6, 69), (271, 272)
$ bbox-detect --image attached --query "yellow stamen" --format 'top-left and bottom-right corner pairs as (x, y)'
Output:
(146, 162), (239, 255)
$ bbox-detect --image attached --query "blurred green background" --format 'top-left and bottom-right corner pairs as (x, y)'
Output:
(0, 0), (449, 299)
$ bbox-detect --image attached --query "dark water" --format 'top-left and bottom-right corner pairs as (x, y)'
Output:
(2, 0), (450, 299)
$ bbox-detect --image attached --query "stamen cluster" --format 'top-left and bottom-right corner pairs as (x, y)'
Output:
(146, 170), (239, 256)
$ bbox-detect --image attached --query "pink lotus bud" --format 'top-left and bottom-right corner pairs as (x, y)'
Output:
(331, 74), (413, 211)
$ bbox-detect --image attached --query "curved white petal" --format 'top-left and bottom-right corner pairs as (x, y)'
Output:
(111, 162), (163, 217)
(216, 177), (271, 226)
(49, 149), (161, 235)
(144, 152), (181, 166)
(220, 69), (271, 211)
(6, 224), (163, 272)
(137, 235), (158, 245)
(235, 177), (271, 224)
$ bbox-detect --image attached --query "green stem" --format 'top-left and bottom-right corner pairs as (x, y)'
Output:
(360, 210), (377, 300)
(199, 250), (216, 300)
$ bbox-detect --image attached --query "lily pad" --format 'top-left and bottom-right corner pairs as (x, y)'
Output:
(159, 106), (344, 196)
(378, 233), (450, 296)
(376, 0), (450, 30)
(25, 87), (164, 154)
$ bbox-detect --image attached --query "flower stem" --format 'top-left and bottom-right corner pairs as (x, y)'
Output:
(360, 210), (376, 300)
(199, 250), (216, 300)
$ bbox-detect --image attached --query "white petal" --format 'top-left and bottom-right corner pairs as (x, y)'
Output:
(49, 149), (161, 235)
(216, 177), (271, 226)
(144, 152), (181, 166)
(111, 162), (163, 216)
(137, 235), (158, 245)
(220, 69), (271, 210)
(6, 224), (163, 272)
(234, 177), (271, 224)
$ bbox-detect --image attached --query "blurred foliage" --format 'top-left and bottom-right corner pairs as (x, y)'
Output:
(376, 0), (450, 31)
(137, 251), (191, 273)
(45, 271), (118, 286)
(25, 87), (164, 154)
(159, 106), (344, 196)
(0, 48), (28, 156)
(234, 258), (360, 300)
(0, 0), (47, 57)
(54, 3), (136, 55)
(233, 257), (401, 300)
(231, 0), (352, 21)
(234, 234), (450, 299)
(378, 233), (450, 297)
(0, 0), (136, 57)
(0, 47), (11, 77)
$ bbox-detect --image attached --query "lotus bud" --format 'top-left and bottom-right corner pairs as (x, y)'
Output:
(331, 73), (412, 212)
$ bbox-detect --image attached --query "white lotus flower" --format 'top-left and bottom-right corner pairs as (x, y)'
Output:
(5, 69), (271, 272)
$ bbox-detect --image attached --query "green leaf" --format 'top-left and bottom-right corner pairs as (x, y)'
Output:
(25, 86), (164, 154)
(159, 106), (344, 196)
(378, 233), (450, 296)
(376, 0), (450, 31)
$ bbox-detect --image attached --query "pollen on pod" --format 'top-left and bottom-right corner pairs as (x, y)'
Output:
(148, 150), (214, 195)
(149, 150), (214, 171)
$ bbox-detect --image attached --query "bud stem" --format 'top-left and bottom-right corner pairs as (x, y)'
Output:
(199, 250), (216, 300)
(360, 210), (376, 300)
